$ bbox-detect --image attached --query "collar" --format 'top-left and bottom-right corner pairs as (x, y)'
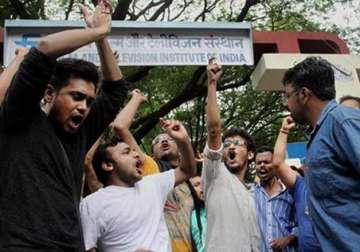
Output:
(307, 99), (337, 148)
(256, 179), (287, 199)
(315, 99), (338, 129)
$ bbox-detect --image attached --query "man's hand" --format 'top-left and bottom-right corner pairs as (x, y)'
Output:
(131, 89), (147, 104)
(15, 47), (30, 58)
(80, 0), (112, 35)
(281, 116), (296, 133)
(270, 236), (295, 251)
(160, 118), (189, 143)
(207, 58), (223, 84)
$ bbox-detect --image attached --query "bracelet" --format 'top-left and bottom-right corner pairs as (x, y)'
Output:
(280, 129), (289, 134)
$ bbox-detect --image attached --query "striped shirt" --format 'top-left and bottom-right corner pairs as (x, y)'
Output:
(254, 183), (298, 252)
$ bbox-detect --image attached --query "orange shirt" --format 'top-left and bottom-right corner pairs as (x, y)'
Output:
(142, 155), (160, 176)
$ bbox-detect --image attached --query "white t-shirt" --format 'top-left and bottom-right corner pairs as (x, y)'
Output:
(80, 170), (175, 252)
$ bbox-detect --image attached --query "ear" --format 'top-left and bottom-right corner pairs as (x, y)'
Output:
(43, 84), (56, 104)
(247, 151), (255, 161)
(101, 161), (114, 172)
(299, 87), (311, 104)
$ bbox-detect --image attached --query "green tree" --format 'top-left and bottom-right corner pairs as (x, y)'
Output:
(0, 0), (46, 25)
(2, 0), (357, 173)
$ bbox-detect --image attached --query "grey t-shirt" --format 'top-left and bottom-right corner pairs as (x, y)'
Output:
(202, 144), (261, 252)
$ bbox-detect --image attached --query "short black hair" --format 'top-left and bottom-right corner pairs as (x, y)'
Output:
(92, 136), (123, 186)
(282, 57), (335, 101)
(50, 58), (99, 91)
(222, 128), (256, 153)
(256, 146), (274, 157)
(339, 95), (360, 107)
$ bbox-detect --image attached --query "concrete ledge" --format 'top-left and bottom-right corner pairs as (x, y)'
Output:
(251, 53), (360, 99)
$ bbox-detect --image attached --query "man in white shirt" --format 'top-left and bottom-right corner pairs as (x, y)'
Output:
(203, 59), (261, 252)
(80, 119), (196, 252)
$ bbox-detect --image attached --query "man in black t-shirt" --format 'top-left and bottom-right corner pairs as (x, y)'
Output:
(0, 2), (127, 251)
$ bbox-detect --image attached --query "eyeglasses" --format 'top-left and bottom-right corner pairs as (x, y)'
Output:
(152, 135), (175, 145)
(223, 139), (247, 148)
(281, 89), (299, 103)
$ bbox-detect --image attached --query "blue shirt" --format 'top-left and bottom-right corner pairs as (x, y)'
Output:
(254, 183), (298, 252)
(289, 176), (321, 252)
(306, 100), (360, 251)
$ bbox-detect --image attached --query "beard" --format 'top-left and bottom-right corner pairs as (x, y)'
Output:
(224, 159), (247, 174)
(290, 110), (307, 125)
(158, 149), (179, 162)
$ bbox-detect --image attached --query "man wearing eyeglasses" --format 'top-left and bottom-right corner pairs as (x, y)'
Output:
(202, 58), (260, 252)
(151, 133), (195, 252)
(282, 57), (360, 251)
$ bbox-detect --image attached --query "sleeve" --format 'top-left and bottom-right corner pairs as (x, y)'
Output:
(288, 175), (301, 196)
(1, 48), (56, 129)
(289, 189), (298, 237)
(82, 79), (128, 150)
(80, 199), (102, 250)
(151, 169), (175, 202)
(201, 144), (224, 190)
(335, 117), (360, 175)
(142, 155), (160, 176)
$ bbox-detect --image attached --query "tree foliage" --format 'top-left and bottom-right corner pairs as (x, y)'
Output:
(0, 0), (46, 25)
(1, 0), (358, 160)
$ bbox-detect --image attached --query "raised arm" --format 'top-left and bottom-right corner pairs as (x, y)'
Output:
(79, 1), (128, 149)
(38, 2), (111, 58)
(112, 89), (147, 162)
(206, 59), (223, 150)
(272, 116), (298, 188)
(84, 135), (104, 193)
(80, 1), (122, 81)
(160, 119), (196, 186)
(1, 3), (112, 129)
(0, 48), (29, 104)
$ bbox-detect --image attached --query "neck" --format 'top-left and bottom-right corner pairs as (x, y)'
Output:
(161, 155), (180, 168)
(169, 158), (180, 168)
(308, 100), (330, 128)
(108, 175), (135, 188)
(261, 177), (283, 197)
(260, 176), (277, 191)
(235, 164), (248, 183)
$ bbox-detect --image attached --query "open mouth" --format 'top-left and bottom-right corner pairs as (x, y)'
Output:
(135, 159), (142, 168)
(258, 170), (268, 177)
(229, 151), (236, 160)
(135, 160), (143, 175)
(161, 143), (169, 150)
(70, 115), (83, 127)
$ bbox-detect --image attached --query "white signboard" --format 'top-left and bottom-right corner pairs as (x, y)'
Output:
(4, 20), (254, 66)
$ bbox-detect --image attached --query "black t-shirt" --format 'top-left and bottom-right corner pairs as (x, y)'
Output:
(0, 48), (127, 251)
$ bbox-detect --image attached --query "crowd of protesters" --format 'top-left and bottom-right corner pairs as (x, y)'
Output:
(0, 1), (360, 252)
